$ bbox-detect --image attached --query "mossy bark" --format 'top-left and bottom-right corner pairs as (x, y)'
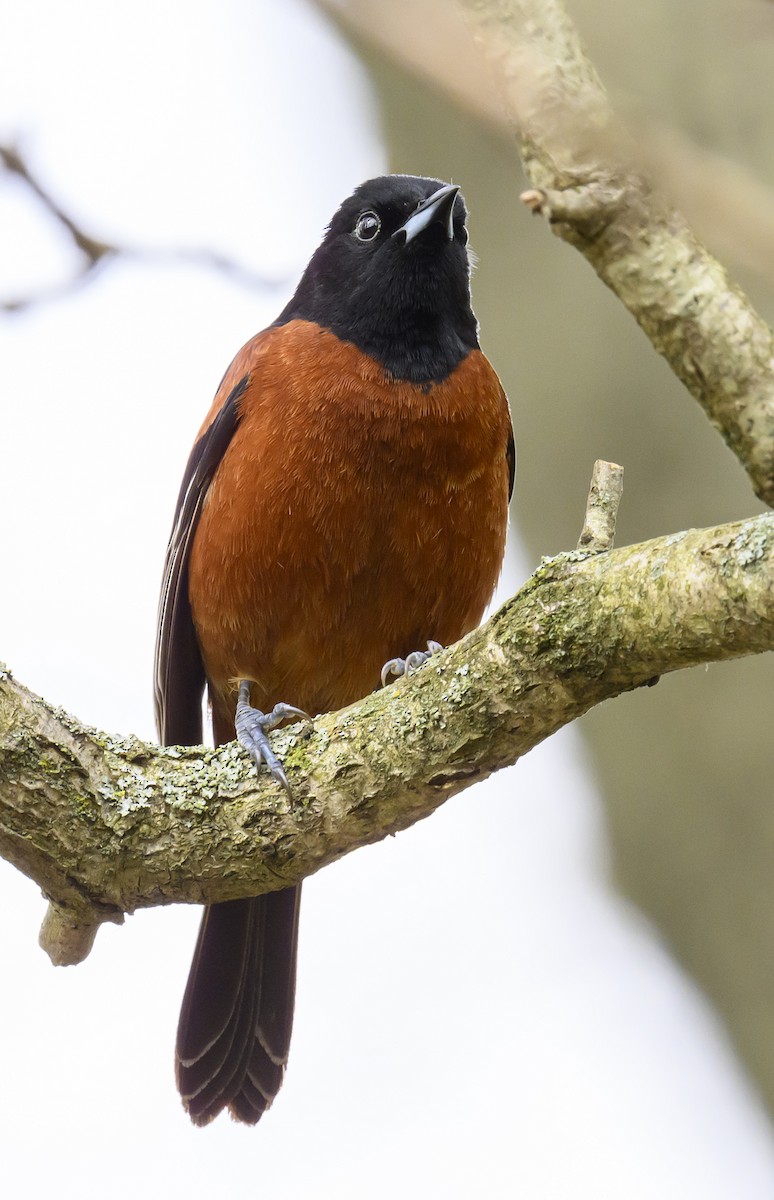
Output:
(2, 513), (773, 961)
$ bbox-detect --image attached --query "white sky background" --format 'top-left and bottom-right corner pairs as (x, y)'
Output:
(2, 1), (774, 1196)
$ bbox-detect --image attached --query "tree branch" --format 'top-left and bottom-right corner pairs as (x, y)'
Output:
(3, 510), (773, 963)
(316, 0), (774, 287)
(452, 0), (774, 507)
(0, 142), (283, 311)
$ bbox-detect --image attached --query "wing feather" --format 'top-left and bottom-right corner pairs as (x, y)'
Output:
(153, 374), (248, 745)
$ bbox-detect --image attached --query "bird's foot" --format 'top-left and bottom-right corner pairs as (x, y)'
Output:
(380, 641), (444, 688)
(235, 680), (310, 795)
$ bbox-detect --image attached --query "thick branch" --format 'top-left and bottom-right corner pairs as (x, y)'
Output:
(2, 512), (773, 960)
(448, 0), (774, 508)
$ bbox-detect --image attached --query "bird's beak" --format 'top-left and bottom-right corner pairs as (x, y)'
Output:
(393, 183), (460, 245)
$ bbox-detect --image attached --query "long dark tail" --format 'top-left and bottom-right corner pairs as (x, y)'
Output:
(175, 886), (301, 1125)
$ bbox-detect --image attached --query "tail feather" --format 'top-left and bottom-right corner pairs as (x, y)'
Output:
(253, 885), (302, 1063)
(177, 898), (259, 1072)
(175, 889), (300, 1126)
(177, 899), (262, 1125)
(230, 1075), (271, 1124)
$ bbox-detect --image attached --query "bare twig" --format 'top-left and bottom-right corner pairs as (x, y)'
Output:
(577, 460), (624, 554)
(38, 903), (111, 967)
(0, 142), (284, 311)
(0, 143), (116, 264)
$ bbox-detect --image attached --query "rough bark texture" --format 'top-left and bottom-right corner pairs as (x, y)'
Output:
(577, 459), (624, 553)
(454, 0), (774, 507)
(2, 512), (773, 961)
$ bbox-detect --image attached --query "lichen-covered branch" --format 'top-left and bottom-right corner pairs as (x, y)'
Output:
(454, 0), (774, 507)
(2, 512), (773, 963)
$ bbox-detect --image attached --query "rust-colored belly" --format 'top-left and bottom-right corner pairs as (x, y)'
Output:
(188, 322), (510, 722)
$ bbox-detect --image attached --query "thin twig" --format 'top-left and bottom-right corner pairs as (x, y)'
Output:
(0, 142), (284, 311)
(577, 459), (624, 553)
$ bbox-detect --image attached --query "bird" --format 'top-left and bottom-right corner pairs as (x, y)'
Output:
(154, 174), (514, 1126)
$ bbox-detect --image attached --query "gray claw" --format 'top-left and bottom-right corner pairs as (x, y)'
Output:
(380, 640), (444, 688)
(380, 658), (404, 688)
(235, 681), (311, 796)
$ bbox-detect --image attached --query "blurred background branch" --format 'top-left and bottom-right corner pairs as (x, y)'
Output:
(0, 141), (284, 310)
(321, 0), (774, 505)
(318, 0), (774, 283)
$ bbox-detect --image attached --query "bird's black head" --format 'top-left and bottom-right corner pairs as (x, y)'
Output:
(275, 175), (479, 384)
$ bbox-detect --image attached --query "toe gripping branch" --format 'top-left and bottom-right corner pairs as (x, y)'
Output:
(234, 637), (442, 796)
(235, 680), (310, 795)
(380, 640), (444, 689)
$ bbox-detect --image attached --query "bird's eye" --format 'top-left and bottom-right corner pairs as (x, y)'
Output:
(353, 211), (381, 242)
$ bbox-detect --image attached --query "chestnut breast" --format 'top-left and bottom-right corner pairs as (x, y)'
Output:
(188, 320), (511, 719)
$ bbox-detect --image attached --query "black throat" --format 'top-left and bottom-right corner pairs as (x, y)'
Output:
(276, 274), (479, 384)
(273, 179), (480, 385)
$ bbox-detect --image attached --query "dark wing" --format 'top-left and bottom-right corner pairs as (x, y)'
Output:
(154, 375), (249, 745)
(506, 422), (515, 502)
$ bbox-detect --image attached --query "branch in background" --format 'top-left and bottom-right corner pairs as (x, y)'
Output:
(316, 0), (774, 285)
(0, 142), (284, 311)
(453, 0), (774, 507)
(317, 0), (774, 506)
(2, 504), (773, 964)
